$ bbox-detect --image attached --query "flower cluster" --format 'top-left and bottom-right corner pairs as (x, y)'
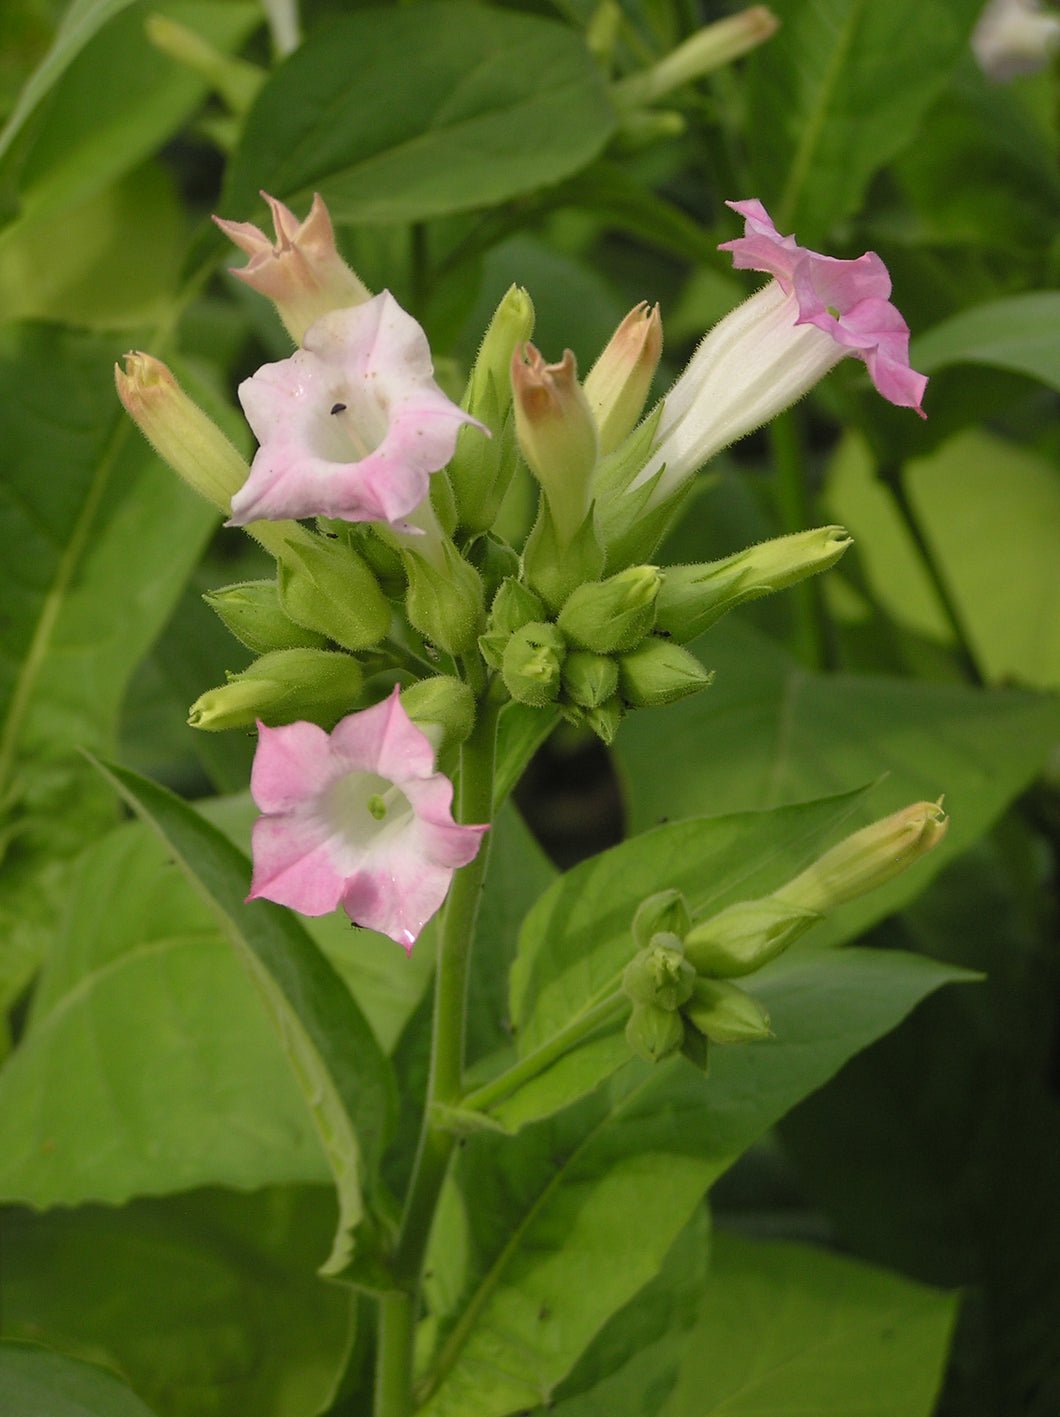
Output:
(117, 192), (928, 949)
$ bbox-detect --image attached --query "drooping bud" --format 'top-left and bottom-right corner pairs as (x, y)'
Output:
(583, 302), (663, 455)
(561, 650), (619, 709)
(625, 1001), (686, 1063)
(557, 565), (661, 654)
(655, 527), (853, 642)
(115, 351), (248, 514)
(683, 897), (821, 977)
(188, 648), (363, 731)
(622, 936), (695, 1011)
(277, 534), (391, 652)
(512, 343), (599, 547)
(772, 801), (949, 915)
(400, 675), (476, 754)
(683, 977), (772, 1045)
(632, 889), (693, 951)
(203, 580), (327, 655)
(501, 621), (566, 707)
(617, 638), (714, 707)
(213, 192), (370, 344)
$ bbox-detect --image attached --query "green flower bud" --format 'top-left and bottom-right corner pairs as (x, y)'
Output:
(278, 534), (390, 652)
(683, 897), (821, 978)
(400, 675), (476, 754)
(188, 648), (363, 731)
(622, 937), (695, 1011)
(501, 621), (566, 707)
(581, 694), (625, 745)
(772, 801), (949, 915)
(583, 302), (663, 456)
(683, 977), (772, 1045)
(557, 565), (661, 654)
(617, 638), (714, 707)
(203, 580), (327, 655)
(512, 343), (598, 548)
(632, 889), (693, 951)
(403, 538), (486, 656)
(561, 649), (618, 708)
(490, 578), (547, 636)
(626, 1001), (685, 1063)
(655, 527), (853, 643)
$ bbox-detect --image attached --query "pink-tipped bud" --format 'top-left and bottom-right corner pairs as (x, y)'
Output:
(213, 191), (370, 344)
(512, 343), (598, 546)
(115, 351), (248, 513)
(583, 302), (663, 454)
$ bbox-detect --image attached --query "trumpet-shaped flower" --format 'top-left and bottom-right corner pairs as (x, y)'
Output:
(228, 292), (484, 528)
(630, 199), (926, 505)
(246, 688), (488, 950)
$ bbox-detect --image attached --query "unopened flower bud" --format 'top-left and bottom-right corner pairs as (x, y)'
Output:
(613, 6), (779, 108)
(403, 539), (486, 656)
(512, 343), (598, 546)
(632, 889), (693, 951)
(655, 527), (853, 642)
(561, 650), (618, 708)
(617, 638), (713, 707)
(278, 535), (391, 652)
(481, 576), (546, 671)
(400, 675), (476, 754)
(502, 621), (566, 707)
(622, 937), (695, 1010)
(558, 565), (661, 654)
(683, 977), (772, 1045)
(203, 579), (327, 655)
(115, 352), (248, 514)
(683, 897), (820, 977)
(626, 1000), (685, 1063)
(583, 302), (663, 455)
(188, 648), (363, 731)
(214, 192), (370, 344)
(582, 695), (625, 745)
(772, 801), (949, 915)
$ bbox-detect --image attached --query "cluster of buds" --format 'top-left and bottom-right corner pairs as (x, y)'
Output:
(622, 801), (949, 1067)
(116, 188), (928, 949)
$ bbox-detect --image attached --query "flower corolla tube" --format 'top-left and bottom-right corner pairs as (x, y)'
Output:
(631, 199), (927, 504)
(245, 688), (488, 951)
(228, 291), (484, 528)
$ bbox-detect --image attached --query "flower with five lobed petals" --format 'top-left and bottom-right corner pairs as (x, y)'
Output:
(228, 292), (485, 528)
(245, 688), (488, 951)
(629, 199), (927, 506)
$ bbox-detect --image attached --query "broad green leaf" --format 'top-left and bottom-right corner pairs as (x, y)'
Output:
(659, 1232), (957, 1417)
(0, 1343), (159, 1417)
(0, 821), (331, 1206)
(912, 292), (1060, 393)
(0, 323), (217, 1011)
(744, 0), (984, 241)
(417, 947), (970, 1416)
(905, 428), (1060, 690)
(613, 615), (1059, 944)
(90, 760), (397, 1275)
(0, 1186), (354, 1417)
(220, 3), (616, 226)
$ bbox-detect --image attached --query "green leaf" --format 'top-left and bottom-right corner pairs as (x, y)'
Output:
(0, 1187), (354, 1417)
(416, 947), (970, 1416)
(0, 821), (332, 1206)
(0, 1342), (159, 1417)
(744, 0), (984, 241)
(89, 760), (397, 1275)
(613, 615), (1059, 944)
(911, 292), (1060, 394)
(905, 428), (1060, 690)
(220, 3), (616, 227)
(0, 323), (217, 1011)
(658, 1232), (957, 1417)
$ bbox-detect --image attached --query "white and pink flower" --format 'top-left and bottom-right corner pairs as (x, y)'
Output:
(228, 292), (484, 528)
(246, 688), (487, 951)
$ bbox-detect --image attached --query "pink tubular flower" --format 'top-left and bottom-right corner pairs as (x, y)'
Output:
(228, 292), (485, 527)
(629, 199), (926, 507)
(246, 688), (487, 951)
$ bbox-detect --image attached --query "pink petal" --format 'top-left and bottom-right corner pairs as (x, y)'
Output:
(250, 719), (337, 814)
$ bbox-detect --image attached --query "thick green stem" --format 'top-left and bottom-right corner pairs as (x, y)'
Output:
(461, 988), (629, 1116)
(375, 700), (499, 1416)
(769, 412), (829, 671)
